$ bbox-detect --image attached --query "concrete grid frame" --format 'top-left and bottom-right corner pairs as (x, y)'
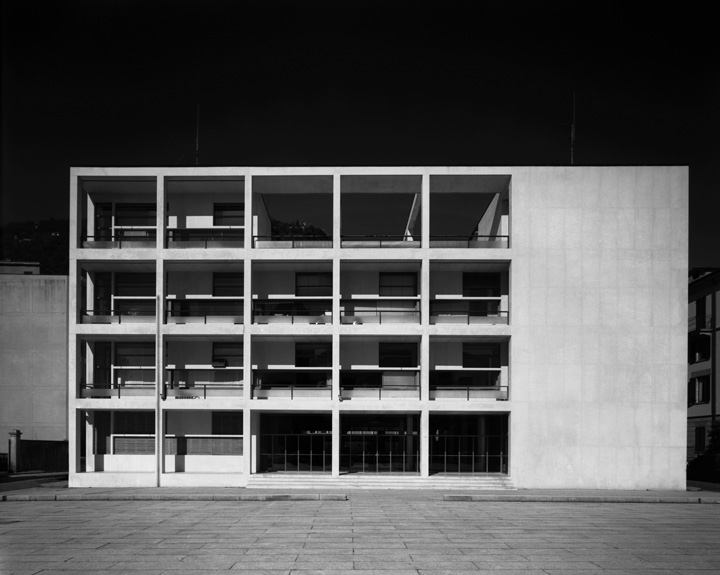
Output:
(67, 166), (688, 489)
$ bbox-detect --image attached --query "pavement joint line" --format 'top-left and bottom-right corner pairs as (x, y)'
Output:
(0, 493), (349, 502)
(443, 494), (720, 504)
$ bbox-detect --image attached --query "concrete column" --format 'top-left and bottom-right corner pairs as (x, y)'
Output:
(333, 174), (341, 249)
(242, 407), (252, 477)
(420, 330), (430, 403)
(332, 408), (340, 477)
(420, 409), (429, 477)
(250, 411), (260, 474)
(421, 173), (430, 248)
(85, 413), (95, 472)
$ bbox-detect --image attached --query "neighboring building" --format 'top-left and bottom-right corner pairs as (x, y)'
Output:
(68, 166), (688, 489)
(0, 268), (68, 442)
(688, 268), (719, 460)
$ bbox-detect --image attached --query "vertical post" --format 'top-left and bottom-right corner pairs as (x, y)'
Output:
(8, 430), (22, 473)
(331, 409), (340, 477)
(420, 408), (429, 477)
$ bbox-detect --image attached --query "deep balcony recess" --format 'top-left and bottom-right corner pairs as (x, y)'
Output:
(340, 264), (421, 325)
(166, 177), (245, 248)
(429, 339), (509, 401)
(252, 264), (332, 324)
(430, 264), (509, 325)
(79, 340), (155, 398)
(340, 340), (420, 400)
(165, 339), (243, 398)
(429, 175), (510, 248)
(252, 176), (333, 248)
(252, 340), (332, 399)
(166, 265), (243, 324)
(80, 266), (156, 324)
(341, 175), (421, 248)
(80, 177), (157, 248)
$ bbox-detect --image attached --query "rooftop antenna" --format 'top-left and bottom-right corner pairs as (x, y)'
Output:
(195, 103), (200, 166)
(570, 90), (576, 165)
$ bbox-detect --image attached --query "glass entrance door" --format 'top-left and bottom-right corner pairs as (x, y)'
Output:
(258, 413), (331, 473)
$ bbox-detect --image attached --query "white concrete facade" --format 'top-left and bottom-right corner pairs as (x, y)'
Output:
(68, 166), (688, 489)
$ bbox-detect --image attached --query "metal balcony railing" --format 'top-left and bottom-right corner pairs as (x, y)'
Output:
(166, 302), (243, 324)
(81, 309), (156, 324)
(340, 371), (420, 400)
(252, 300), (332, 324)
(81, 231), (157, 248)
(341, 235), (420, 248)
(429, 306), (508, 325)
(252, 371), (332, 399)
(80, 382), (155, 399)
(167, 229), (244, 248)
(253, 235), (332, 248)
(340, 300), (420, 324)
(429, 234), (509, 248)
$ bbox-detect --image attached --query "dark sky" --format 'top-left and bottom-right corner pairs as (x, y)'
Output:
(2, 1), (718, 267)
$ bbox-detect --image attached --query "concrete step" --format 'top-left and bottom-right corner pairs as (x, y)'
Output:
(246, 473), (515, 490)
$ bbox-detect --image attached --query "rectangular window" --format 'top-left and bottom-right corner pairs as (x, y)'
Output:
(115, 273), (155, 297)
(296, 342), (332, 367)
(214, 203), (244, 226)
(463, 343), (500, 368)
(688, 375), (711, 406)
(379, 342), (418, 368)
(213, 273), (243, 297)
(695, 425), (707, 453)
(379, 273), (417, 297)
(463, 273), (501, 297)
(212, 342), (243, 367)
(115, 342), (155, 366)
(115, 203), (156, 227)
(689, 336), (711, 363)
(296, 272), (332, 297)
(212, 412), (242, 435)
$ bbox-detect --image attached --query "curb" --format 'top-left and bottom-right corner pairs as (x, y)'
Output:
(444, 494), (720, 504)
(1, 493), (348, 502)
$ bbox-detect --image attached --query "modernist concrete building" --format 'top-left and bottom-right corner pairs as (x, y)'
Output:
(688, 268), (719, 460)
(68, 166), (688, 489)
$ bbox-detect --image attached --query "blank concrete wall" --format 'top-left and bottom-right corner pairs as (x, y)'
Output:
(0, 276), (68, 441)
(509, 166), (688, 489)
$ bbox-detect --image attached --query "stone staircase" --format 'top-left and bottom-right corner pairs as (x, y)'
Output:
(245, 473), (515, 490)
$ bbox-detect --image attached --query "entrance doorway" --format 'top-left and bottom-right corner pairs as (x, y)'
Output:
(340, 414), (419, 473)
(429, 414), (508, 474)
(258, 413), (331, 473)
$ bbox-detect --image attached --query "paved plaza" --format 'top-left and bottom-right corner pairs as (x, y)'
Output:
(1, 489), (720, 575)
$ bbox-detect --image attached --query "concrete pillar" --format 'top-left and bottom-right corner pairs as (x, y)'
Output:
(242, 407), (252, 477)
(85, 413), (95, 472)
(8, 430), (22, 473)
(331, 409), (340, 477)
(420, 409), (429, 477)
(250, 411), (260, 474)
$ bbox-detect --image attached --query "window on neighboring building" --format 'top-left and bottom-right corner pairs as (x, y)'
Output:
(296, 272), (332, 297)
(463, 273), (501, 297)
(463, 343), (501, 368)
(689, 336), (711, 364)
(295, 342), (332, 367)
(688, 375), (711, 407)
(213, 273), (243, 297)
(212, 342), (243, 367)
(379, 273), (417, 297)
(213, 203), (244, 226)
(212, 411), (242, 435)
(695, 425), (707, 454)
(379, 342), (418, 368)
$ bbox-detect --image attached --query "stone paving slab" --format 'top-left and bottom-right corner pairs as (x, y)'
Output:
(1, 492), (720, 574)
